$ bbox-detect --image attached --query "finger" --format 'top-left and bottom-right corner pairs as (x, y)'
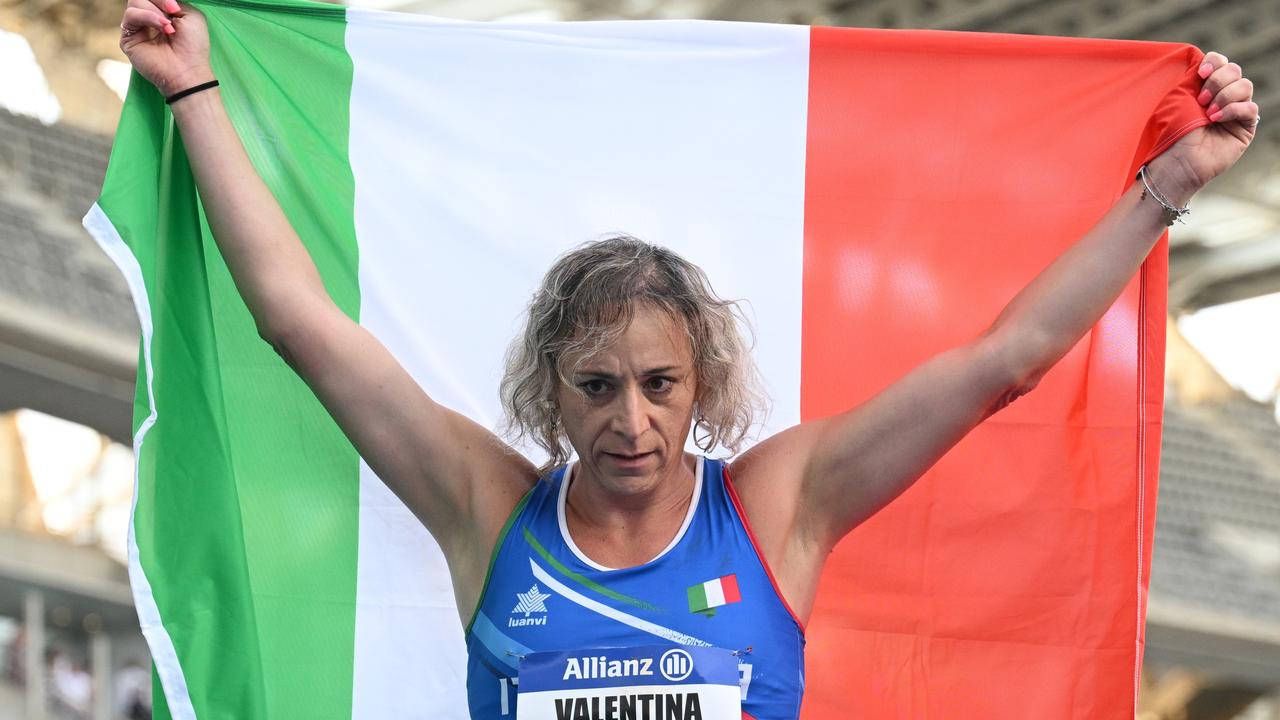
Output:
(121, 6), (173, 38)
(1197, 51), (1228, 80)
(127, 0), (183, 19)
(1215, 101), (1260, 132)
(1198, 61), (1241, 106)
(1207, 77), (1254, 119)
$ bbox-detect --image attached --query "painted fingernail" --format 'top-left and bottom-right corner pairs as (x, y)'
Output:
(1207, 103), (1220, 116)
(1209, 110), (1223, 122)
(1197, 89), (1211, 105)
(1198, 62), (1213, 78)
(166, 0), (180, 12)
(163, 23), (175, 34)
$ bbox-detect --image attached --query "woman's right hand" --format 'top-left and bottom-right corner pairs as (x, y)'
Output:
(119, 0), (213, 97)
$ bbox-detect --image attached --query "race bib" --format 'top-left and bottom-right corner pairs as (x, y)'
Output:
(517, 645), (742, 720)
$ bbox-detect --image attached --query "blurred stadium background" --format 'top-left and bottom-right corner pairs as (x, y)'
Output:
(0, 0), (1277, 718)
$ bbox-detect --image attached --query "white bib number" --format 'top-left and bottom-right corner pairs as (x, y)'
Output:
(517, 645), (742, 720)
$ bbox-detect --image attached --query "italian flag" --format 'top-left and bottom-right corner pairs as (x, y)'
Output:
(688, 574), (742, 615)
(85, 0), (1209, 716)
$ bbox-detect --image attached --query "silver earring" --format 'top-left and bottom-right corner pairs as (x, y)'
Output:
(694, 416), (714, 451)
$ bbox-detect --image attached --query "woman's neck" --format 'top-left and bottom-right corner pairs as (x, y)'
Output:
(563, 453), (698, 569)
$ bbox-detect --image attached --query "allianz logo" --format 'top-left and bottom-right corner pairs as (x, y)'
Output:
(563, 654), (654, 681)
(563, 649), (694, 682)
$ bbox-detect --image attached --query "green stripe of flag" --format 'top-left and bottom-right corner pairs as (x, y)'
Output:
(98, 0), (360, 716)
(686, 583), (711, 614)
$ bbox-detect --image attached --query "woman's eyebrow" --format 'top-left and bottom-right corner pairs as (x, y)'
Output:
(641, 366), (681, 376)
(574, 370), (618, 380)
(574, 365), (683, 379)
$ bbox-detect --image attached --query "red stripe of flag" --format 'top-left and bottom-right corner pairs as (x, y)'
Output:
(799, 26), (1203, 718)
(720, 574), (741, 604)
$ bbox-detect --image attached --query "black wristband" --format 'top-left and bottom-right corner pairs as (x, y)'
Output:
(165, 80), (220, 105)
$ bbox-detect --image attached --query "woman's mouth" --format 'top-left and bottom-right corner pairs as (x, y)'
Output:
(603, 450), (655, 466)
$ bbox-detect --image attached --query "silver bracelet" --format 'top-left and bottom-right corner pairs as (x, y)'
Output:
(1136, 164), (1190, 227)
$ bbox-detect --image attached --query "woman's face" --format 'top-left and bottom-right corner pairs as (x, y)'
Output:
(555, 303), (697, 497)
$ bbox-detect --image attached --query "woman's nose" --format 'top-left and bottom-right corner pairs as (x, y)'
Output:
(610, 386), (650, 440)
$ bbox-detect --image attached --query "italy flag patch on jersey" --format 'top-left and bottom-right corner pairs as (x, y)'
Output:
(688, 575), (741, 615)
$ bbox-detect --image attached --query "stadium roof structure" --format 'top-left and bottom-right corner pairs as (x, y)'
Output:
(1147, 397), (1280, 688)
(0, 109), (134, 445)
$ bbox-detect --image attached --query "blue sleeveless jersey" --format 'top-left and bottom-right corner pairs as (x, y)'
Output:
(465, 456), (805, 719)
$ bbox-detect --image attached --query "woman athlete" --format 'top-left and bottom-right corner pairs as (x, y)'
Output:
(119, 2), (1258, 717)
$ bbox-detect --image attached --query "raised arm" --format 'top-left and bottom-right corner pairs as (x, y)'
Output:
(119, 2), (535, 593)
(731, 52), (1258, 617)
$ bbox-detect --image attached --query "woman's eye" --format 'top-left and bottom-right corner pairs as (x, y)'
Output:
(645, 377), (673, 393)
(580, 379), (609, 395)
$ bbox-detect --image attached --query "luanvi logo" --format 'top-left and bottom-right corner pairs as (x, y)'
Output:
(510, 584), (550, 627)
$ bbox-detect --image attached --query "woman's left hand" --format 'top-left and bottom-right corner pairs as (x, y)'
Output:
(1159, 51), (1259, 199)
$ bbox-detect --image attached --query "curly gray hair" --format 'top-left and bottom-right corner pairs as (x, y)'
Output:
(500, 234), (766, 471)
